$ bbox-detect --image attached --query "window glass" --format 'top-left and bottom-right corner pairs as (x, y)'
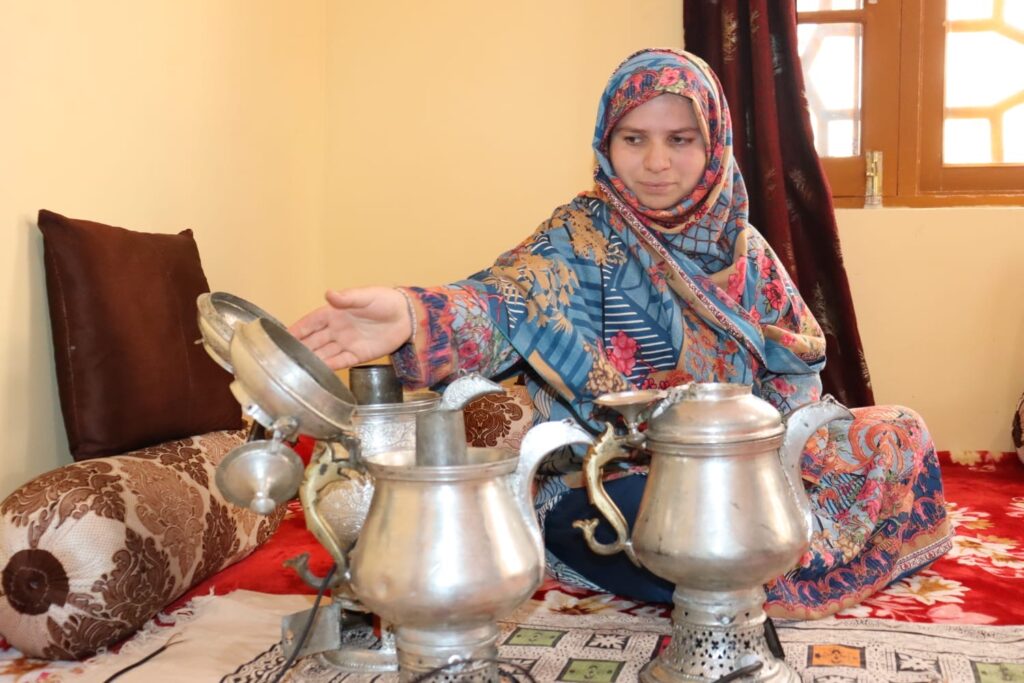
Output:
(798, 22), (863, 158)
(944, 118), (992, 164)
(1006, 0), (1024, 30)
(946, 0), (994, 21)
(1004, 104), (1024, 162)
(944, 4), (1024, 164)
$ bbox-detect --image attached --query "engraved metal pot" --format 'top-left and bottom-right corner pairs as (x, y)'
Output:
(575, 382), (852, 683)
(307, 412), (591, 681)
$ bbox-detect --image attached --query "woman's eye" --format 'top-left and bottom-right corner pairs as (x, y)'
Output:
(671, 136), (697, 146)
(623, 135), (643, 145)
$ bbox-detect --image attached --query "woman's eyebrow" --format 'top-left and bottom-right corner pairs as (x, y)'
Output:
(615, 126), (701, 134)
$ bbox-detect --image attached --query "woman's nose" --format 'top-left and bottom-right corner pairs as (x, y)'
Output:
(644, 144), (671, 171)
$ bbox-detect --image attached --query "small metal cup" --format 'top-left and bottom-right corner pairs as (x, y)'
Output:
(349, 364), (403, 405)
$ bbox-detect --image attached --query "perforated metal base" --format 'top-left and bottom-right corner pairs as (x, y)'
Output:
(396, 623), (500, 682)
(641, 587), (797, 683)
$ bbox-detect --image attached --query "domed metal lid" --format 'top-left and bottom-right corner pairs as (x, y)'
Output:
(646, 383), (784, 445)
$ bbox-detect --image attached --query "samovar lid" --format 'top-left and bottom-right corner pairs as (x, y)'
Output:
(646, 382), (784, 445)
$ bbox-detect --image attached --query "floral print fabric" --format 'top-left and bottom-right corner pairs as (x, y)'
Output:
(766, 406), (951, 618)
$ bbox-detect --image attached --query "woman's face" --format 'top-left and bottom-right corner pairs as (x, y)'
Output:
(608, 93), (707, 210)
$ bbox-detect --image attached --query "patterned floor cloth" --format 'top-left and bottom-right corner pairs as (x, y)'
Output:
(5, 589), (1022, 683)
(224, 596), (1024, 683)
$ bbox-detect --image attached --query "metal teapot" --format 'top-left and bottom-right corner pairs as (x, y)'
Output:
(306, 407), (591, 681)
(574, 382), (852, 683)
(199, 292), (515, 674)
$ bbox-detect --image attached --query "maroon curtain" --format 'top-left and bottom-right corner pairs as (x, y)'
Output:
(684, 0), (874, 407)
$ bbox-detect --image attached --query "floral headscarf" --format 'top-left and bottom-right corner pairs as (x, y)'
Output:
(593, 48), (747, 254)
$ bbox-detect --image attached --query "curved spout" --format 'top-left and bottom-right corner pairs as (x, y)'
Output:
(513, 420), (594, 568)
(439, 373), (504, 410)
(781, 396), (854, 538)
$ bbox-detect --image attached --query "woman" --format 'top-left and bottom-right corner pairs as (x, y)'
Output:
(291, 48), (951, 618)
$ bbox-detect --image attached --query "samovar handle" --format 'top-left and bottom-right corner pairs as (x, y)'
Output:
(780, 396), (854, 540)
(299, 432), (364, 598)
(571, 424), (642, 567)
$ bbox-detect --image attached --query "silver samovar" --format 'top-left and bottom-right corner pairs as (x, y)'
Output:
(196, 292), (592, 681)
(290, 369), (507, 674)
(305, 404), (590, 681)
(575, 383), (852, 683)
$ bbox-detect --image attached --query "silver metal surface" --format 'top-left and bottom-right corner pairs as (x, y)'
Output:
(351, 391), (440, 455)
(641, 588), (796, 683)
(576, 382), (853, 683)
(350, 364), (404, 405)
(595, 389), (666, 445)
(196, 292), (282, 373)
(395, 624), (499, 682)
(311, 391), (440, 557)
(315, 473), (375, 551)
(351, 446), (541, 625)
(319, 622), (398, 673)
(302, 419), (587, 675)
(513, 420), (595, 563)
(281, 604), (399, 673)
(228, 318), (357, 439)
(405, 374), (504, 466)
(215, 439), (304, 515)
(415, 409), (469, 466)
(646, 382), (785, 445)
(438, 373), (504, 410)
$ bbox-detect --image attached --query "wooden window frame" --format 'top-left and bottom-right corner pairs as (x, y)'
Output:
(798, 0), (1024, 207)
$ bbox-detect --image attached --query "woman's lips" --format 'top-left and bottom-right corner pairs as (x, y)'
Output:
(639, 182), (675, 192)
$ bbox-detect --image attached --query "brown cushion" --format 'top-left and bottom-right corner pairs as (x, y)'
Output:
(0, 429), (283, 659)
(38, 209), (242, 460)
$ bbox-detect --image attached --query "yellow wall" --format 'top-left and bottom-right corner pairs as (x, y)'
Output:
(0, 1), (329, 496)
(0, 0), (681, 498)
(323, 0), (684, 288)
(837, 208), (1024, 453)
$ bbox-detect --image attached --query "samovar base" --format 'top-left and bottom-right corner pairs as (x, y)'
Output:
(642, 587), (796, 683)
(316, 614), (398, 673)
(395, 623), (500, 682)
(281, 604), (398, 673)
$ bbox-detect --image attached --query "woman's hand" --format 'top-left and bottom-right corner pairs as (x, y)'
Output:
(289, 287), (413, 370)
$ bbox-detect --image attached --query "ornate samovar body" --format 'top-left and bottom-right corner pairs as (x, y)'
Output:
(576, 383), (852, 683)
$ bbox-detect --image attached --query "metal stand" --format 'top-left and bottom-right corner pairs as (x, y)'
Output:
(396, 623), (500, 682)
(641, 587), (796, 683)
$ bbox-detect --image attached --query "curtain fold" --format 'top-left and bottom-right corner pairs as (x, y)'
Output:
(684, 0), (874, 407)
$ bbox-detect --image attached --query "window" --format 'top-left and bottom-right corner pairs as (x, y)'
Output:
(797, 0), (1024, 206)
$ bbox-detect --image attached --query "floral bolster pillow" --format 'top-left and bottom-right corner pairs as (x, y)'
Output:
(0, 429), (283, 659)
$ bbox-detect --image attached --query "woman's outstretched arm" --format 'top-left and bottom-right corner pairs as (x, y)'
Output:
(290, 287), (413, 371)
